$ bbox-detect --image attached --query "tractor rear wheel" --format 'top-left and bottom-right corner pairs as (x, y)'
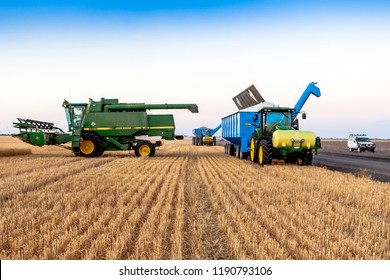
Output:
(135, 141), (153, 157)
(257, 139), (273, 165)
(249, 133), (258, 162)
(79, 132), (103, 157)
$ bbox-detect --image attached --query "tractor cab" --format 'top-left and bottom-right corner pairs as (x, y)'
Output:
(260, 107), (295, 137)
(203, 129), (212, 137)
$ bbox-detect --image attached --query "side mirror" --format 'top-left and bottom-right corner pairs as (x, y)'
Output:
(293, 119), (299, 129)
(253, 114), (258, 121)
(302, 112), (307, 119)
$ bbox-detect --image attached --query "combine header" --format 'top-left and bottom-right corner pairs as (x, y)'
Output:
(14, 98), (198, 157)
(14, 118), (71, 147)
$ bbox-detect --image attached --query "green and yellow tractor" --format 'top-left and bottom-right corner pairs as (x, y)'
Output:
(249, 106), (321, 165)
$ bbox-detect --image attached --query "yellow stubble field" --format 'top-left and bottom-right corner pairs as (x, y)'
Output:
(0, 136), (389, 260)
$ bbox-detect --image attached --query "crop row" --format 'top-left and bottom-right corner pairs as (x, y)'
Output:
(0, 140), (389, 259)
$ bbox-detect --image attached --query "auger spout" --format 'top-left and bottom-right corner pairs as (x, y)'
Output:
(293, 82), (321, 119)
(103, 103), (199, 113)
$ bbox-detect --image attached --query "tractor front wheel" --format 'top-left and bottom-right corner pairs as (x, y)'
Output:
(297, 152), (313, 166)
(257, 139), (273, 165)
(135, 141), (153, 157)
(79, 132), (104, 157)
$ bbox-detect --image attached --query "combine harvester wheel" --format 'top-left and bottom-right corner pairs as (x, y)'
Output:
(80, 133), (104, 157)
(135, 141), (153, 157)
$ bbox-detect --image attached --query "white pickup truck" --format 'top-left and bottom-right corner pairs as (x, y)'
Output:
(347, 134), (376, 152)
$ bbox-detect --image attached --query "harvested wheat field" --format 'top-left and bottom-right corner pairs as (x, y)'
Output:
(0, 136), (389, 260)
(0, 136), (32, 156)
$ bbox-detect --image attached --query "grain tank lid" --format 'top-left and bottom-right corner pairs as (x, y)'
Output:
(239, 101), (277, 112)
(233, 84), (265, 110)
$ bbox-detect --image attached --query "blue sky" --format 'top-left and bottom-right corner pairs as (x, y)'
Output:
(1, 1), (390, 138)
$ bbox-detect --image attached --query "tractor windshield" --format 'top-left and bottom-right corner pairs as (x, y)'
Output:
(204, 129), (211, 136)
(266, 112), (292, 127)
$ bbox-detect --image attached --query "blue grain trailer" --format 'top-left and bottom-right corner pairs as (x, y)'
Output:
(222, 109), (261, 159)
(222, 82), (321, 165)
(192, 124), (221, 146)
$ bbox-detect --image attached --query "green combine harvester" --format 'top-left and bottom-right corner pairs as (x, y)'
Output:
(13, 98), (198, 157)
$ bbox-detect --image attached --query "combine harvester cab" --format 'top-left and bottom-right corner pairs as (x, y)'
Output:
(14, 98), (198, 157)
(222, 82), (321, 165)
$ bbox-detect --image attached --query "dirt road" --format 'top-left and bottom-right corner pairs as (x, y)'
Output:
(313, 152), (390, 182)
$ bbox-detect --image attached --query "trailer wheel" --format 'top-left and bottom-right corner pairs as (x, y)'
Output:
(257, 139), (273, 165)
(80, 132), (103, 157)
(225, 143), (230, 154)
(250, 133), (258, 162)
(236, 145), (241, 158)
(213, 136), (217, 146)
(135, 141), (153, 157)
(228, 143), (235, 156)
